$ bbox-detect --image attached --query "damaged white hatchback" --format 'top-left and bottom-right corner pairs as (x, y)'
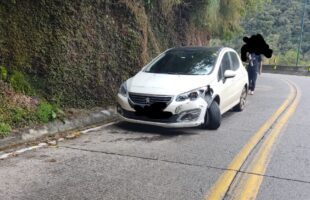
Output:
(116, 47), (248, 129)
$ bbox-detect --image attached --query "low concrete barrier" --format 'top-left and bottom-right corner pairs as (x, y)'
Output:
(263, 65), (310, 76)
(0, 106), (118, 151)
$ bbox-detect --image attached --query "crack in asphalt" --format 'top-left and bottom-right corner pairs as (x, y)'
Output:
(60, 145), (310, 185)
(59, 145), (224, 170)
(237, 170), (310, 185)
(102, 135), (178, 143)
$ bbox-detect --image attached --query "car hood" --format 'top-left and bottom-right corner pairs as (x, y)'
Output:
(127, 72), (214, 95)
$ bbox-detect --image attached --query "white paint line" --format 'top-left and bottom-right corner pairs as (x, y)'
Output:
(0, 143), (47, 160)
(101, 110), (111, 115)
(0, 153), (12, 160)
(15, 147), (33, 154)
(81, 121), (117, 134)
(0, 121), (117, 160)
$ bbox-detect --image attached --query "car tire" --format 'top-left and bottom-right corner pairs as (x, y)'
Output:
(202, 101), (221, 130)
(233, 86), (247, 112)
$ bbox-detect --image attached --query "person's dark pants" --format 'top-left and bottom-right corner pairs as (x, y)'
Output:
(248, 67), (257, 91)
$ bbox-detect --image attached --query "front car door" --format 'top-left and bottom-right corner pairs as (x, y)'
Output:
(228, 51), (244, 106)
(217, 51), (234, 113)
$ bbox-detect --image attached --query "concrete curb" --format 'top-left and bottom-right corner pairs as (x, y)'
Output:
(0, 106), (118, 150)
(263, 65), (310, 76)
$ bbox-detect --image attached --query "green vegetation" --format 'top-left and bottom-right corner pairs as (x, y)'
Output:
(10, 107), (28, 124)
(0, 123), (12, 137)
(0, 87), (62, 137)
(36, 102), (57, 123)
(0, 66), (8, 81)
(9, 70), (34, 95)
(0, 0), (267, 137)
(145, 0), (269, 39)
(211, 0), (310, 66)
(242, 0), (310, 65)
(187, 0), (269, 39)
(0, 66), (63, 137)
(0, 0), (267, 108)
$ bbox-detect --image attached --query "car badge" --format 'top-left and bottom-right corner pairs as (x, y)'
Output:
(145, 97), (150, 104)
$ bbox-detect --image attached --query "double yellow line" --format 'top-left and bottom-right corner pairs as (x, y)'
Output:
(205, 79), (300, 200)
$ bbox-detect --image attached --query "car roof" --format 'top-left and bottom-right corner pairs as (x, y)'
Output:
(168, 46), (238, 54)
(170, 46), (224, 51)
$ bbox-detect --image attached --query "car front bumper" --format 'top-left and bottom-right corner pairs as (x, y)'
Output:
(116, 93), (208, 128)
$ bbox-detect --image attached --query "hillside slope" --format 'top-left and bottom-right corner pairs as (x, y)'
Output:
(212, 0), (310, 65)
(0, 0), (265, 133)
(0, 1), (210, 108)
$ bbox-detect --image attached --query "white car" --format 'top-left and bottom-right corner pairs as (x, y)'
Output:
(116, 47), (248, 129)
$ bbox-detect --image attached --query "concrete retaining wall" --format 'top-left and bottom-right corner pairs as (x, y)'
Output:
(263, 65), (310, 76)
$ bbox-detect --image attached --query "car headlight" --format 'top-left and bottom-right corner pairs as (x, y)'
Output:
(176, 86), (207, 102)
(118, 82), (127, 97)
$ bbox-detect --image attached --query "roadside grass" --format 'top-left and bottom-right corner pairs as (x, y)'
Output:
(0, 67), (65, 138)
(0, 100), (63, 138)
(36, 102), (58, 123)
(0, 123), (12, 137)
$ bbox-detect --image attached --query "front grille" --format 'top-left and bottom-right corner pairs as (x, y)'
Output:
(129, 93), (172, 105)
(120, 108), (177, 123)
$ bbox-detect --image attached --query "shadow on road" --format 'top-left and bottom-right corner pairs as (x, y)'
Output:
(113, 121), (201, 138)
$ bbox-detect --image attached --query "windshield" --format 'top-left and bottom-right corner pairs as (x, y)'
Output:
(144, 49), (218, 75)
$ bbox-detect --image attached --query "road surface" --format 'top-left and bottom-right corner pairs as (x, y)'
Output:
(0, 73), (309, 200)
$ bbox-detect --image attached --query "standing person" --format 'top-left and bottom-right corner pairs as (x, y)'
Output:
(247, 52), (262, 95)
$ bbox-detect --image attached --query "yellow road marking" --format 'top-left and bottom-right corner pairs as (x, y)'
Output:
(236, 84), (300, 200)
(205, 80), (296, 200)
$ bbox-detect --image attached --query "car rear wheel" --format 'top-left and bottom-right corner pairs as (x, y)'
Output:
(202, 101), (221, 130)
(233, 86), (247, 112)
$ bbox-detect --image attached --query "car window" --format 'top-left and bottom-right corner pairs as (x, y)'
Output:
(218, 52), (231, 80)
(229, 52), (240, 71)
(144, 49), (219, 75)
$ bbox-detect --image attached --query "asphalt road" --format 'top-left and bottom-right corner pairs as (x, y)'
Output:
(0, 73), (309, 200)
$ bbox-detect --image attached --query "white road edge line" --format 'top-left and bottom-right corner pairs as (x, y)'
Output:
(0, 121), (117, 160)
(81, 121), (117, 134)
(0, 143), (48, 160)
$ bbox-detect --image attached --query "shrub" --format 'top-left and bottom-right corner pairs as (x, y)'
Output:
(0, 66), (8, 81)
(0, 123), (12, 137)
(9, 70), (34, 95)
(160, 0), (183, 16)
(36, 102), (57, 123)
(10, 107), (27, 124)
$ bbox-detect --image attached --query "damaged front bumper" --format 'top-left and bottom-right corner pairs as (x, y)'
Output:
(116, 93), (208, 128)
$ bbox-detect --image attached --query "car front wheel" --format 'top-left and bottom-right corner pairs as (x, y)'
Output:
(202, 101), (221, 130)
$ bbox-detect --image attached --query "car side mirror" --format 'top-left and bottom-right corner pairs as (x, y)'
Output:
(224, 70), (237, 79)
